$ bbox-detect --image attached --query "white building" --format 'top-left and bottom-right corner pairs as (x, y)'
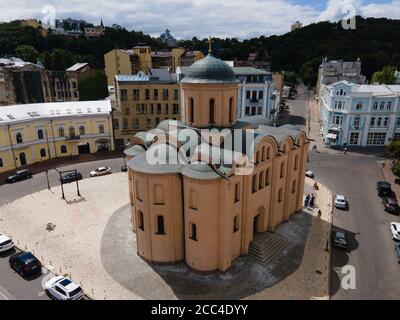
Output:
(320, 80), (400, 147)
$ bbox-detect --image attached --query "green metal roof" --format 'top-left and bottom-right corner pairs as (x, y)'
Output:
(232, 67), (269, 76)
(180, 53), (239, 84)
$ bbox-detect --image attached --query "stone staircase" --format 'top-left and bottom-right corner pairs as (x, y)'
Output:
(247, 232), (288, 266)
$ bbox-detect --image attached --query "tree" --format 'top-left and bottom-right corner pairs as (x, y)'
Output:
(78, 70), (108, 100)
(386, 140), (400, 159)
(372, 66), (397, 84)
(392, 161), (400, 177)
(15, 45), (38, 63)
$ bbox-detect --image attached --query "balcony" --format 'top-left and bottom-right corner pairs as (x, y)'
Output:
(66, 135), (81, 140)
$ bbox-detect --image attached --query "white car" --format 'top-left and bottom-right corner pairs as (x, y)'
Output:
(334, 195), (348, 209)
(90, 166), (111, 177)
(0, 234), (14, 253)
(45, 276), (84, 300)
(390, 222), (400, 241)
(305, 170), (314, 178)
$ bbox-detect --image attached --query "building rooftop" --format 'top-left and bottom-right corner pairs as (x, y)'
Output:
(66, 63), (89, 72)
(0, 100), (111, 125)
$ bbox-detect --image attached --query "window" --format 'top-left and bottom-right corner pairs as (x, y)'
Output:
(380, 102), (385, 110)
(135, 180), (142, 201)
(99, 124), (105, 134)
(370, 117), (375, 127)
(267, 147), (271, 159)
(349, 132), (360, 145)
(209, 98), (215, 124)
(37, 129), (44, 140)
(145, 89), (150, 100)
(162, 89), (168, 100)
(138, 210), (144, 231)
(154, 89), (158, 100)
(174, 89), (179, 101)
(394, 132), (400, 140)
(259, 171), (265, 189)
(233, 215), (239, 233)
(153, 184), (164, 205)
(265, 168), (271, 186)
(0, 158), (2, 167)
(120, 89), (128, 101)
(16, 133), (23, 144)
(339, 89), (343, 96)
(252, 175), (257, 193)
(332, 115), (342, 125)
(373, 102), (378, 110)
(258, 91), (263, 99)
(40, 148), (46, 158)
(367, 132), (386, 145)
(165, 103), (169, 114)
(292, 180), (297, 194)
(189, 189), (198, 210)
(278, 188), (283, 202)
(384, 117), (389, 127)
(113, 119), (119, 129)
(261, 146), (266, 161)
(280, 162), (285, 178)
(229, 97), (234, 123)
(234, 183), (240, 203)
(125, 107), (130, 116)
(353, 117), (360, 128)
(123, 118), (128, 129)
(189, 98), (194, 122)
(133, 89), (140, 101)
(246, 91), (251, 99)
(79, 126), (85, 136)
(256, 151), (260, 165)
(156, 215), (165, 235)
(173, 103), (179, 114)
(294, 155), (299, 170)
(387, 101), (392, 110)
(61, 145), (67, 154)
(338, 101), (342, 109)
(157, 104), (162, 115)
(397, 117), (400, 127)
(189, 223), (197, 241)
(356, 102), (362, 110)
(377, 117), (382, 126)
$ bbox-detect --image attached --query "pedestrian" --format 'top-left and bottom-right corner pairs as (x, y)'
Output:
(309, 194), (315, 207)
(344, 147), (348, 155)
(304, 194), (310, 207)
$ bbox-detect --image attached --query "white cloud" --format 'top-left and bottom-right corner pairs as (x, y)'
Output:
(318, 0), (362, 21)
(362, 0), (400, 19)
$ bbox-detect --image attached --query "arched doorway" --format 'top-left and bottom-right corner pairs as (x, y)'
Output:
(253, 206), (265, 234)
(19, 152), (27, 166)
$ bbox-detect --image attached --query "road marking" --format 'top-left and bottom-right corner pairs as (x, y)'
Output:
(0, 290), (9, 300)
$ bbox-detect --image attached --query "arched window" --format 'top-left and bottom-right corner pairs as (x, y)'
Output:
(261, 146), (266, 161)
(229, 97), (234, 123)
(138, 210), (144, 231)
(234, 183), (240, 203)
(0, 158), (3, 167)
(135, 180), (142, 201)
(61, 145), (67, 154)
(267, 147), (271, 159)
(58, 127), (65, 137)
(156, 215), (165, 234)
(256, 151), (260, 165)
(294, 155), (299, 170)
(69, 126), (75, 137)
(209, 98), (215, 124)
(16, 133), (23, 144)
(292, 180), (297, 194)
(252, 175), (257, 193)
(233, 215), (239, 233)
(40, 148), (46, 158)
(79, 126), (85, 136)
(280, 161), (285, 178)
(259, 171), (265, 189)
(278, 188), (283, 202)
(189, 98), (194, 123)
(265, 168), (271, 186)
(153, 184), (164, 205)
(99, 124), (105, 134)
(189, 189), (198, 210)
(37, 129), (44, 140)
(190, 223), (197, 241)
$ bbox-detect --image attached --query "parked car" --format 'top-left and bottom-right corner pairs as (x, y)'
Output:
(121, 165), (127, 172)
(395, 243), (400, 264)
(45, 276), (84, 300)
(90, 167), (111, 177)
(305, 170), (314, 178)
(6, 169), (32, 183)
(333, 231), (347, 249)
(382, 197), (400, 215)
(60, 172), (82, 184)
(377, 181), (392, 197)
(334, 195), (348, 209)
(0, 234), (14, 253)
(9, 252), (42, 277)
(390, 222), (400, 241)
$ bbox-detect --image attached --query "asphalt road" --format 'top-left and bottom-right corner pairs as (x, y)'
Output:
(284, 85), (400, 299)
(0, 157), (125, 299)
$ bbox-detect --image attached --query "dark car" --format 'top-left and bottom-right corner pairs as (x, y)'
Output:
(9, 252), (42, 277)
(377, 181), (392, 197)
(60, 172), (82, 184)
(333, 231), (347, 249)
(121, 165), (127, 172)
(396, 243), (400, 264)
(6, 169), (32, 183)
(382, 197), (400, 215)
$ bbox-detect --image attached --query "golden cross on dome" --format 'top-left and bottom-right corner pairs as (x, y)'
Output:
(207, 36), (214, 53)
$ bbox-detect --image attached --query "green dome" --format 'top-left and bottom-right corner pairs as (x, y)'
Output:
(181, 53), (239, 84)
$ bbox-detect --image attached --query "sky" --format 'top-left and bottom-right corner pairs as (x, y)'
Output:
(0, 0), (399, 39)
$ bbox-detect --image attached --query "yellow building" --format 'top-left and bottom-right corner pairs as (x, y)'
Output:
(0, 100), (113, 174)
(112, 70), (180, 149)
(104, 47), (204, 86)
(124, 51), (309, 272)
